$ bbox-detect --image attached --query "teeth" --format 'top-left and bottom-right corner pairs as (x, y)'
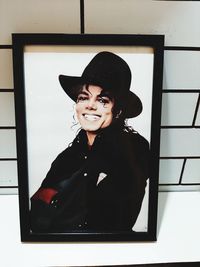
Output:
(84, 114), (100, 121)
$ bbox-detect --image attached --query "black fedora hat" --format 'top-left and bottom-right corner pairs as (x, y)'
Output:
(59, 51), (142, 118)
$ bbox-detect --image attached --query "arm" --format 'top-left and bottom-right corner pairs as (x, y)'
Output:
(30, 147), (88, 232)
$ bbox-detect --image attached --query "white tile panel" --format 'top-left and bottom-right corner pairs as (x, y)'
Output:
(182, 159), (200, 184)
(0, 92), (15, 126)
(0, 0), (80, 44)
(159, 159), (183, 184)
(163, 51), (200, 90)
(161, 93), (198, 126)
(0, 161), (18, 186)
(160, 129), (200, 157)
(0, 130), (16, 158)
(0, 50), (13, 89)
(0, 188), (18, 194)
(85, 0), (200, 46)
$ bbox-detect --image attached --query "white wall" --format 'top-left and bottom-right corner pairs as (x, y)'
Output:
(0, 0), (200, 266)
(1, 0), (200, 193)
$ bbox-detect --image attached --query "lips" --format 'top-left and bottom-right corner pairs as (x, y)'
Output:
(83, 114), (101, 121)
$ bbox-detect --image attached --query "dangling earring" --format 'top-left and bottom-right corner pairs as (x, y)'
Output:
(115, 110), (122, 119)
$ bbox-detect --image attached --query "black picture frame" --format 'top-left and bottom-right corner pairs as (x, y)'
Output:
(12, 34), (164, 242)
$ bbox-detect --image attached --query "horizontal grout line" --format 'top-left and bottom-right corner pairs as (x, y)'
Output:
(182, 183), (200, 186)
(160, 156), (200, 159)
(0, 186), (18, 189)
(159, 183), (179, 186)
(0, 158), (17, 161)
(164, 46), (200, 51)
(163, 89), (200, 93)
(0, 89), (14, 92)
(161, 126), (200, 129)
(159, 183), (200, 186)
(0, 45), (12, 49)
(0, 126), (16, 129)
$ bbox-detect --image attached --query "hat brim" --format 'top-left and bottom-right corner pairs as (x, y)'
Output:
(59, 74), (142, 118)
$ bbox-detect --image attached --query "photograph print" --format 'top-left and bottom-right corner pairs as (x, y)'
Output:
(12, 34), (164, 241)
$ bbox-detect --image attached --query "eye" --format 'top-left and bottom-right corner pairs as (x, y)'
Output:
(98, 97), (110, 105)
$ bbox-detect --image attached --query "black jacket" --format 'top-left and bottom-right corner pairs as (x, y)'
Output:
(30, 124), (150, 232)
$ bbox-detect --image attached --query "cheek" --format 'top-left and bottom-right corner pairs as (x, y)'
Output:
(75, 104), (82, 116)
(75, 105), (78, 114)
(103, 109), (114, 124)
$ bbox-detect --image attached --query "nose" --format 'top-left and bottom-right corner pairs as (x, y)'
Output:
(86, 98), (97, 110)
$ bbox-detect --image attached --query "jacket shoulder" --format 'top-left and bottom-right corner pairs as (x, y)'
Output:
(121, 129), (149, 151)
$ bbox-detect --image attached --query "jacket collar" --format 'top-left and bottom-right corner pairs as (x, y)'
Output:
(74, 123), (123, 151)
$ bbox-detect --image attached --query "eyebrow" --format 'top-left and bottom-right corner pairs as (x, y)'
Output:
(78, 91), (89, 96)
(98, 91), (114, 101)
(78, 89), (113, 100)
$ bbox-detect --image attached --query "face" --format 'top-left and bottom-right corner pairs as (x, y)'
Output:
(75, 85), (114, 134)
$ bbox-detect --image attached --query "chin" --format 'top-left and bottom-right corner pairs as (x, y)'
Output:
(78, 116), (112, 132)
(81, 124), (101, 132)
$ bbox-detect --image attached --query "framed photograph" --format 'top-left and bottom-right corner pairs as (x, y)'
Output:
(13, 34), (164, 242)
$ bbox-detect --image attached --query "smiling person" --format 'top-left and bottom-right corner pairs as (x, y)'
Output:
(30, 51), (150, 233)
(76, 85), (114, 146)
